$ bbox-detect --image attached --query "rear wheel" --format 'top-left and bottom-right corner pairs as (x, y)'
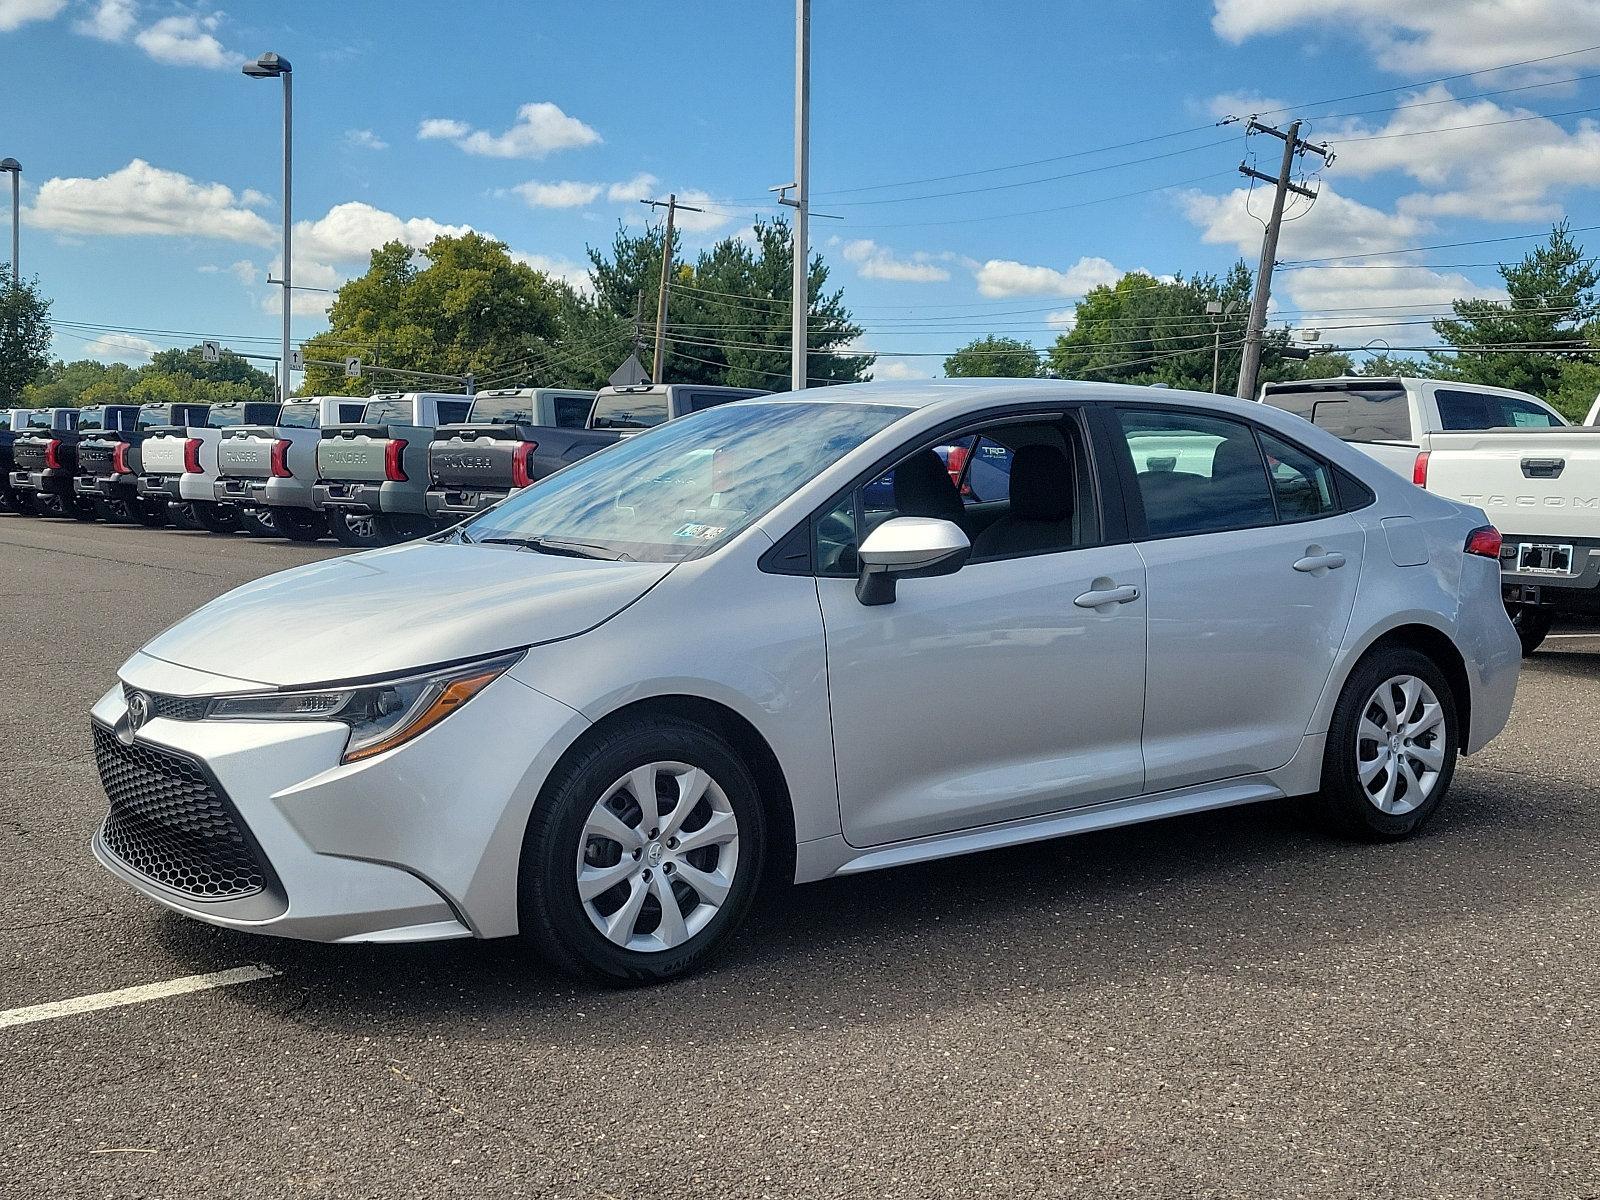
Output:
(272, 507), (328, 543)
(131, 500), (169, 527)
(67, 495), (99, 522)
(520, 716), (766, 986)
(329, 510), (382, 548)
(241, 508), (278, 538)
(1510, 605), (1555, 656)
(1317, 647), (1458, 840)
(189, 501), (242, 534)
(372, 513), (434, 544)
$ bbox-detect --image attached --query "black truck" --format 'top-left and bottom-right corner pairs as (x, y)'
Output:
(425, 383), (767, 520)
(76, 403), (210, 525)
(10, 407), (93, 519)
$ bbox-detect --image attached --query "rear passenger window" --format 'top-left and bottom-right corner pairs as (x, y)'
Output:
(1116, 409), (1277, 538)
(1259, 432), (1338, 521)
(1435, 389), (1562, 430)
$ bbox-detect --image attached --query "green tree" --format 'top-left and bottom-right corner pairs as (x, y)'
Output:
(21, 359), (137, 408)
(579, 216), (871, 390)
(1429, 222), (1599, 411)
(301, 232), (567, 395)
(0, 268), (53, 403)
(1353, 353), (1435, 378)
(943, 335), (1044, 378)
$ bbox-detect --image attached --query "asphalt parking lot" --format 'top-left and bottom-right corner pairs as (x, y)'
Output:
(2, 512), (1598, 1199)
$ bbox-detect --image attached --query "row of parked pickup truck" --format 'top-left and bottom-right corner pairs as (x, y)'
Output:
(0, 382), (767, 546)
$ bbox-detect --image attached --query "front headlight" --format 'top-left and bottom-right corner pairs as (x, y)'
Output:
(205, 650), (523, 763)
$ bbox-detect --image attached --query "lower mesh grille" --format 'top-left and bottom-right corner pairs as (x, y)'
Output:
(93, 724), (267, 900)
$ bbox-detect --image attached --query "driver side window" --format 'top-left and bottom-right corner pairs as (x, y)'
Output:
(814, 414), (1096, 575)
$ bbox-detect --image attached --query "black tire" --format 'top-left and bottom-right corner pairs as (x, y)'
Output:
(189, 501), (242, 534)
(372, 513), (434, 544)
(272, 507), (328, 543)
(519, 715), (767, 986)
(241, 508), (278, 538)
(68, 495), (99, 522)
(1511, 606), (1555, 656)
(131, 500), (169, 527)
(168, 502), (201, 531)
(328, 510), (382, 548)
(1317, 647), (1459, 841)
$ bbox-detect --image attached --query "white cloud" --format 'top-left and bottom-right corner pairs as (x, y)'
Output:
(80, 331), (157, 363)
(419, 102), (600, 159)
(974, 256), (1124, 298)
(512, 251), (594, 295)
(1045, 309), (1078, 332)
(660, 190), (733, 234)
(227, 258), (258, 286)
(872, 360), (931, 381)
(417, 117), (471, 140)
(607, 173), (659, 202)
(293, 201), (474, 266)
(26, 159), (274, 243)
(133, 13), (234, 69)
(1204, 91), (1291, 121)
(0, 0), (65, 32)
(74, 0), (135, 40)
(344, 128), (388, 151)
(511, 179), (603, 209)
(1211, 0), (1600, 74)
(840, 239), (951, 283)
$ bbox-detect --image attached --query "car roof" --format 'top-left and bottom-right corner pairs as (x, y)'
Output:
(741, 378), (1269, 418)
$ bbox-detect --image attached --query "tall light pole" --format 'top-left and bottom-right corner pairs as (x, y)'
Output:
(243, 53), (292, 402)
(791, 0), (809, 391)
(0, 158), (19, 286)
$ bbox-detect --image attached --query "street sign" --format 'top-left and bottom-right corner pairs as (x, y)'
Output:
(289, 348), (304, 371)
(609, 353), (649, 388)
(201, 340), (221, 364)
(343, 356), (362, 379)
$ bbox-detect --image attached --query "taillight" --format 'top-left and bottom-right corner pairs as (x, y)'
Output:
(511, 440), (538, 489)
(384, 439), (408, 483)
(270, 439), (292, 478)
(944, 443), (970, 486)
(1465, 525), (1503, 559)
(111, 443), (130, 475)
(43, 439), (61, 470)
(1412, 450), (1430, 488)
(183, 438), (203, 474)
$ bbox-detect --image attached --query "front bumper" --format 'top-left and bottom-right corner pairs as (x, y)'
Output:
(313, 479), (427, 516)
(425, 487), (509, 520)
(10, 468), (71, 495)
(89, 654), (590, 943)
(216, 475), (315, 510)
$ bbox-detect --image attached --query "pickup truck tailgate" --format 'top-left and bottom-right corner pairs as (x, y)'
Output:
(429, 427), (525, 490)
(78, 439), (120, 476)
(1425, 430), (1600, 539)
(218, 428), (279, 480)
(141, 435), (187, 476)
(12, 439), (51, 472)
(318, 424), (400, 483)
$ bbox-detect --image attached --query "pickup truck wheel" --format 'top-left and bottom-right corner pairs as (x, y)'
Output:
(273, 508), (328, 543)
(190, 501), (242, 535)
(1511, 606), (1555, 656)
(67, 496), (99, 522)
(241, 508), (278, 538)
(131, 500), (169, 527)
(1316, 648), (1458, 841)
(372, 513), (433, 544)
(520, 716), (767, 986)
(329, 511), (382, 548)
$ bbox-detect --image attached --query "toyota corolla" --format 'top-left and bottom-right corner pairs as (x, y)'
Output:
(89, 380), (1521, 984)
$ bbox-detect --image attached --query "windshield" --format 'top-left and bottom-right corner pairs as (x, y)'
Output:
(25, 410), (54, 430)
(469, 397), (536, 424)
(278, 403), (320, 429)
(364, 399), (412, 424)
(136, 406), (172, 430)
(461, 401), (909, 562)
(78, 408), (105, 432)
(590, 389), (668, 430)
(208, 404), (255, 428)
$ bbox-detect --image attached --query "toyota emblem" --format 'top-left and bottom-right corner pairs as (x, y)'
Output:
(127, 691), (151, 733)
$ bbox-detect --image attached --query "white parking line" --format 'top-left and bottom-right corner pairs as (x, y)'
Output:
(1547, 633), (1600, 639)
(0, 965), (280, 1030)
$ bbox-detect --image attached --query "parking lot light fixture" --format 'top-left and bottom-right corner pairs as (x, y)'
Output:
(0, 158), (19, 286)
(242, 54), (293, 402)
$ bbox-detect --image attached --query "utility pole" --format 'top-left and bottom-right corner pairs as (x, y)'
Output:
(791, 0), (810, 390)
(640, 194), (702, 383)
(1234, 119), (1332, 400)
(632, 289), (645, 360)
(1206, 300), (1236, 394)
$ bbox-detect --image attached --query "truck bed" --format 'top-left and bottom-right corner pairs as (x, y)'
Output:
(1424, 427), (1600, 540)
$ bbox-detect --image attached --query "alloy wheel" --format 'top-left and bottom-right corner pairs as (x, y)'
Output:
(575, 760), (740, 953)
(1355, 674), (1447, 815)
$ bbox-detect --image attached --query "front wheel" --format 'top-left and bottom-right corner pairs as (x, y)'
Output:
(1510, 605), (1555, 656)
(1317, 647), (1458, 840)
(520, 716), (766, 985)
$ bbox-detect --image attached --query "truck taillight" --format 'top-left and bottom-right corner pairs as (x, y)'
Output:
(183, 438), (203, 474)
(43, 439), (61, 470)
(112, 443), (130, 475)
(384, 439), (408, 482)
(511, 441), (538, 489)
(944, 443), (970, 487)
(1412, 450), (1430, 488)
(270, 439), (293, 478)
(1465, 526), (1503, 559)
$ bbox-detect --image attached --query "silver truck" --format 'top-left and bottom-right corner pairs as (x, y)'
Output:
(214, 395), (369, 542)
(138, 401), (280, 533)
(313, 391), (474, 545)
(424, 386), (597, 521)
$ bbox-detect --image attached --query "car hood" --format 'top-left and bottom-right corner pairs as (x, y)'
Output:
(139, 541), (673, 688)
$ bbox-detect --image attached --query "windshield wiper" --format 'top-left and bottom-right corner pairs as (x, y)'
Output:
(476, 535), (631, 561)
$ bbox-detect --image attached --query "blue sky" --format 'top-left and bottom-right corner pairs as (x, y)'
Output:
(4, 0), (1600, 382)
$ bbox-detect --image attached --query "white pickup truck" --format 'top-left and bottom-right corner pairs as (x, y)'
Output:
(1259, 376), (1592, 653)
(214, 395), (369, 543)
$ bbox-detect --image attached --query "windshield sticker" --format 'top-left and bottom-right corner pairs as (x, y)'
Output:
(673, 522), (726, 541)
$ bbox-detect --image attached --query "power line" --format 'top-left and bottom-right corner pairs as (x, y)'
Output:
(1331, 102), (1600, 144)
(1281, 223), (1600, 265)
(1305, 69), (1600, 123)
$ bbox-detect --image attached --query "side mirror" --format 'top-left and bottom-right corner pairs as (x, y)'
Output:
(855, 516), (971, 606)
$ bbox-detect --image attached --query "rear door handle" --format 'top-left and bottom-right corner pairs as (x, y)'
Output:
(1073, 584), (1140, 610)
(1293, 550), (1347, 573)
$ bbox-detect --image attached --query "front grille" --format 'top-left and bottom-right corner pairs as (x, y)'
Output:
(93, 725), (267, 900)
(123, 684), (209, 722)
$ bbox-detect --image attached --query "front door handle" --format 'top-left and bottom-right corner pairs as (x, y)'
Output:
(1074, 583), (1140, 610)
(1293, 548), (1347, 574)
